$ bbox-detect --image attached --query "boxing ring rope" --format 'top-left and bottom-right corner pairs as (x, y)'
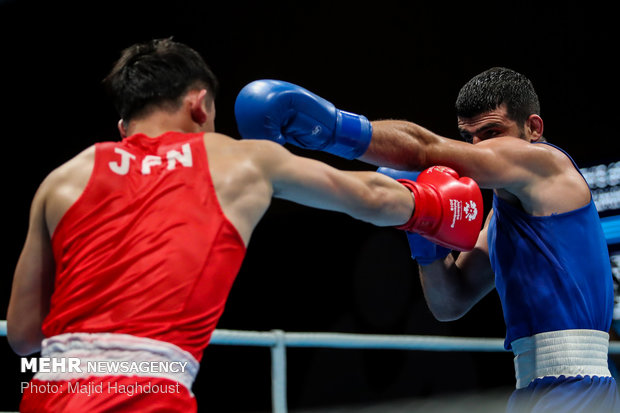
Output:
(2, 321), (620, 413)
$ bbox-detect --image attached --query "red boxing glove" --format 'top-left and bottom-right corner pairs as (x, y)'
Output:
(395, 166), (483, 251)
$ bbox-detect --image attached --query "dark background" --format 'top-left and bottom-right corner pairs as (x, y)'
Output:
(0, 1), (616, 411)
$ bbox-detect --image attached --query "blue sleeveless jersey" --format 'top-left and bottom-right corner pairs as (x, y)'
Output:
(488, 144), (614, 350)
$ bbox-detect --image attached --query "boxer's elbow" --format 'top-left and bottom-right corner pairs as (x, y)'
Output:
(7, 322), (43, 356)
(8, 337), (40, 356)
(428, 304), (469, 322)
(422, 285), (474, 322)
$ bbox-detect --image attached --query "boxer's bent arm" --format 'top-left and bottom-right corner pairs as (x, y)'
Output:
(359, 120), (555, 192)
(257, 142), (414, 227)
(8, 180), (56, 355)
(419, 211), (495, 321)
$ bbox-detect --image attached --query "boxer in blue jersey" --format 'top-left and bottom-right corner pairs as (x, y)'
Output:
(235, 67), (620, 412)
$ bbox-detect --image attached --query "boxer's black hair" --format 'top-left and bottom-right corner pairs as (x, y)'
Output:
(103, 37), (219, 123)
(456, 67), (540, 127)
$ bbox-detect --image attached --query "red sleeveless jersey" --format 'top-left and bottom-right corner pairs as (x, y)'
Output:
(43, 132), (246, 361)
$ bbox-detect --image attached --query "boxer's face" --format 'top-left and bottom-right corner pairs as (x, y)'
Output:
(457, 104), (523, 144)
(457, 103), (542, 145)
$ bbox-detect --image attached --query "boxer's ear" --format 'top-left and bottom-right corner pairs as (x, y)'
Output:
(526, 114), (543, 142)
(117, 119), (127, 138)
(189, 89), (208, 126)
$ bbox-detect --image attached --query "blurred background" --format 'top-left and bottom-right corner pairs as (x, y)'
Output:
(1, 1), (618, 411)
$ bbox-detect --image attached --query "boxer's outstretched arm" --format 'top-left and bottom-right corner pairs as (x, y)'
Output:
(254, 140), (414, 228)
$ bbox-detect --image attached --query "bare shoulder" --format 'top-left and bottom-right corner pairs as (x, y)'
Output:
(203, 133), (290, 175)
(201, 134), (284, 246)
(36, 146), (95, 196)
(39, 145), (96, 234)
(201, 133), (283, 190)
(533, 141), (590, 189)
(203, 132), (285, 157)
(531, 141), (579, 173)
(503, 139), (585, 181)
(49, 145), (96, 179)
(503, 141), (589, 215)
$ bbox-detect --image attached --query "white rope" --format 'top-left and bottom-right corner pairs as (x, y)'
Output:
(211, 329), (507, 352)
(212, 329), (620, 354)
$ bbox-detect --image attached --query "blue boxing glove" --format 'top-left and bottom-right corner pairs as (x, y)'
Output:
(405, 233), (451, 265)
(377, 167), (452, 265)
(234, 79), (372, 159)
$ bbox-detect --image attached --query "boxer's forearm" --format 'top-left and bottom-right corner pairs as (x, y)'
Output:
(419, 234), (495, 321)
(418, 254), (479, 321)
(358, 120), (443, 170)
(266, 141), (414, 227)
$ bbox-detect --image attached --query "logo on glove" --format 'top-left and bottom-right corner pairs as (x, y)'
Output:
(464, 200), (478, 221)
(449, 199), (479, 228)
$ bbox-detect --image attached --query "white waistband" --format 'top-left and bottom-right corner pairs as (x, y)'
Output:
(35, 333), (199, 393)
(511, 329), (611, 389)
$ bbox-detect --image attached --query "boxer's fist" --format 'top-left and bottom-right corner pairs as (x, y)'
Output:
(234, 79), (372, 159)
(377, 167), (451, 263)
(396, 166), (483, 251)
(377, 166), (450, 265)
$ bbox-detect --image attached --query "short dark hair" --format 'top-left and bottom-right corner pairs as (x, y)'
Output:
(103, 38), (219, 122)
(455, 67), (540, 126)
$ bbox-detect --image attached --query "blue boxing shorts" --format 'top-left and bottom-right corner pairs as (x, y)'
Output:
(507, 375), (619, 413)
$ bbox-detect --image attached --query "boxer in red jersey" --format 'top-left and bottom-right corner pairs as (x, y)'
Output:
(7, 38), (482, 412)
